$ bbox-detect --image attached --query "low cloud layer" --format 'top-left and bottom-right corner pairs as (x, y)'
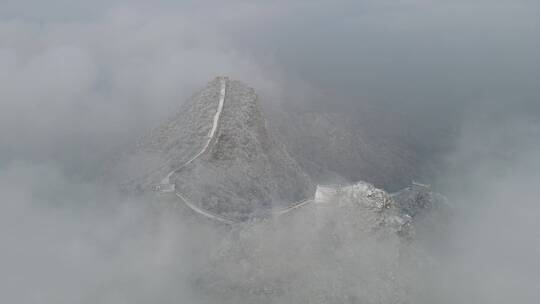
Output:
(0, 7), (284, 176)
(1, 1), (539, 303)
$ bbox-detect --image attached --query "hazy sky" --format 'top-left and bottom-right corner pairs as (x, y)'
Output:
(1, 1), (539, 303)
(1, 0), (538, 172)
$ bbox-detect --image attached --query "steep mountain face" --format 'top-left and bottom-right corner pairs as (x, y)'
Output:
(111, 77), (228, 192)
(114, 77), (314, 221)
(171, 79), (315, 221)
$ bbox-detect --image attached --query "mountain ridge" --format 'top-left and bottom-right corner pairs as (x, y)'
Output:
(111, 76), (444, 224)
(113, 77), (315, 221)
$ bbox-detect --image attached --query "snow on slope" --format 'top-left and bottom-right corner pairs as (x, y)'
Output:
(170, 78), (315, 221)
(157, 76), (227, 193)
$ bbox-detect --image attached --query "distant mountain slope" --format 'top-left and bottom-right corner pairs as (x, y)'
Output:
(271, 110), (427, 190)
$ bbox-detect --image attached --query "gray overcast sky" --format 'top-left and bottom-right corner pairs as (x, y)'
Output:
(1, 0), (539, 176)
(2, 0), (538, 108)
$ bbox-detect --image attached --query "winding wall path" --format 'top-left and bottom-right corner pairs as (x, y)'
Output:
(158, 76), (314, 223)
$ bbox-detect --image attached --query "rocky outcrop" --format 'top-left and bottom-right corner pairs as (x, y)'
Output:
(112, 77), (447, 225)
(314, 182), (412, 237)
(392, 182), (449, 219)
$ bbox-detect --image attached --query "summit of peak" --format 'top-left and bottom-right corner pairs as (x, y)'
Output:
(112, 77), (314, 220)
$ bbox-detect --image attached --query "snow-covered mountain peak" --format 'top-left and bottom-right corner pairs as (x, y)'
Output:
(113, 77), (314, 221)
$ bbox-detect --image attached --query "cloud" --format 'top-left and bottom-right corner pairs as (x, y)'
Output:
(0, 161), (413, 303)
(0, 7), (286, 175)
(1, 1), (539, 303)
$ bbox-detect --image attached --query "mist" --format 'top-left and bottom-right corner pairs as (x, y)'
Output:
(1, 1), (539, 303)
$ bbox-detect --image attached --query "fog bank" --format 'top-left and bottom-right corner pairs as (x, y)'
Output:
(1, 1), (539, 303)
